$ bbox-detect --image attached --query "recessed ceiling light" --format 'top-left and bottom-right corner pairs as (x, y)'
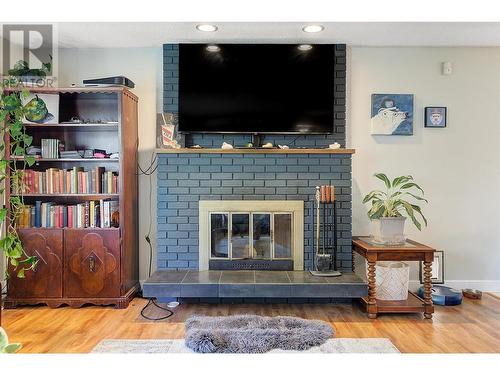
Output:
(196, 24), (218, 32)
(302, 25), (324, 33)
(206, 44), (220, 52)
(298, 44), (313, 51)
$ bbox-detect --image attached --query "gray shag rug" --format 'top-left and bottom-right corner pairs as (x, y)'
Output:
(91, 338), (400, 353)
(184, 315), (333, 353)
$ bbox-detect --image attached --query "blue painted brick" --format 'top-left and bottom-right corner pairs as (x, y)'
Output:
(264, 180), (286, 187)
(189, 173), (211, 180)
(189, 158), (211, 165)
(211, 173), (232, 180)
(222, 180), (243, 187)
(178, 253), (199, 261)
(168, 261), (189, 268)
(189, 187), (211, 195)
(243, 180), (265, 187)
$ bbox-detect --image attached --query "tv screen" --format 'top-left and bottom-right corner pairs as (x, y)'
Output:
(178, 44), (335, 134)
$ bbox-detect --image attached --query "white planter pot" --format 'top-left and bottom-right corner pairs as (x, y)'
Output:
(371, 217), (406, 245)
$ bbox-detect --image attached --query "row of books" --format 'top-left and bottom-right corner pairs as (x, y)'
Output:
(41, 139), (60, 159)
(13, 167), (119, 195)
(17, 200), (120, 229)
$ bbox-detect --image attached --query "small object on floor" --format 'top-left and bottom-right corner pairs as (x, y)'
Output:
(262, 142), (274, 148)
(221, 142), (233, 149)
(417, 285), (463, 306)
(190, 144), (203, 149)
(185, 314), (333, 353)
(310, 270), (342, 277)
(462, 289), (482, 300)
(329, 142), (341, 149)
(245, 142), (253, 148)
(167, 301), (180, 308)
(278, 144), (289, 149)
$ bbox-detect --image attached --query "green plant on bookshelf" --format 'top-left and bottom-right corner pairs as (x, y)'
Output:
(0, 79), (38, 278)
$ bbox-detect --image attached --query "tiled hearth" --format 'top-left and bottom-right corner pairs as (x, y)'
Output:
(143, 270), (367, 303)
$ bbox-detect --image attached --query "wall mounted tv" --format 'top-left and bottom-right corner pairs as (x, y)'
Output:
(178, 44), (336, 134)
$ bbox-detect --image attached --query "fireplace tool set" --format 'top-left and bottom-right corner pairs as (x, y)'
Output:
(310, 185), (342, 277)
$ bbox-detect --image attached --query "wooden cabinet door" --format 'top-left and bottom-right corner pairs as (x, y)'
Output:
(64, 229), (120, 298)
(8, 229), (63, 298)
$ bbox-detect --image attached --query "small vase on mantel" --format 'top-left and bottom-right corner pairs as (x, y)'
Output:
(370, 217), (406, 245)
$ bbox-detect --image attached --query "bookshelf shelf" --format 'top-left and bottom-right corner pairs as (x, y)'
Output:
(11, 158), (120, 162)
(12, 193), (120, 198)
(23, 123), (119, 130)
(4, 87), (139, 310)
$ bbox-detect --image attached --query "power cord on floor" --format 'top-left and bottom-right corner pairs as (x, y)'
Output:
(138, 152), (174, 321)
(140, 298), (174, 321)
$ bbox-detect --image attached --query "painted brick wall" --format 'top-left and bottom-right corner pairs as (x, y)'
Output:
(157, 153), (352, 271)
(163, 44), (347, 147)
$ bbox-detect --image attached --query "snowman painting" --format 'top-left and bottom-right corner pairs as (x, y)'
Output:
(371, 94), (414, 135)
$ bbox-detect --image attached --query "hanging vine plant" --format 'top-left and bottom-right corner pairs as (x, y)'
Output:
(1, 76), (39, 278)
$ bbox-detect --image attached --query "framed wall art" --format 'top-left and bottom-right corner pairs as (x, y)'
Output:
(425, 107), (447, 128)
(419, 250), (445, 284)
(371, 94), (414, 135)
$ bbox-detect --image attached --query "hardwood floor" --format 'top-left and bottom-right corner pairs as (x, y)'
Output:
(2, 294), (500, 353)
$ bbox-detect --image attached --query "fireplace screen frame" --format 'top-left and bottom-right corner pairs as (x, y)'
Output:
(208, 211), (293, 261)
(199, 200), (304, 271)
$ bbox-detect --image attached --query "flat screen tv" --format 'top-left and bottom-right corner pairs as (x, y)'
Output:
(178, 44), (335, 134)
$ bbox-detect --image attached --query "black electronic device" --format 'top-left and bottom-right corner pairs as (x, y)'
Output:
(178, 44), (336, 134)
(83, 76), (135, 88)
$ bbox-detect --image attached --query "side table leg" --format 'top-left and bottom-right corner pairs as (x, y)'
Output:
(423, 261), (434, 319)
(367, 260), (377, 319)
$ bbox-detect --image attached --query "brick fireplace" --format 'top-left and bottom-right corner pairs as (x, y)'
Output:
(156, 150), (353, 271)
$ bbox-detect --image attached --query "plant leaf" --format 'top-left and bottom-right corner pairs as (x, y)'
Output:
(403, 191), (428, 203)
(25, 155), (36, 167)
(400, 182), (425, 195)
(362, 190), (385, 204)
(392, 175), (413, 188)
(17, 268), (25, 278)
(0, 207), (7, 221)
(400, 200), (421, 230)
(3, 343), (22, 353)
(374, 173), (391, 189)
(0, 327), (8, 349)
(411, 204), (428, 227)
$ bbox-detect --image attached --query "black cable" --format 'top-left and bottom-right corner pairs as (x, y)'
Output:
(137, 153), (174, 321)
(140, 298), (174, 321)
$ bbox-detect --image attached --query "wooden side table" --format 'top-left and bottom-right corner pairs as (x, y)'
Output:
(352, 236), (435, 319)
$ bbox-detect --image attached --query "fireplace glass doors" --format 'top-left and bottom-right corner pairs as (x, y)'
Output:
(209, 212), (292, 261)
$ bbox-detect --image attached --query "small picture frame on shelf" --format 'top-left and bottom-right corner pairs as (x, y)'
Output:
(424, 107), (447, 128)
(419, 250), (445, 284)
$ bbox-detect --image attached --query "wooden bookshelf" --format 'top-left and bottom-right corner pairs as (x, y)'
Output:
(4, 87), (139, 309)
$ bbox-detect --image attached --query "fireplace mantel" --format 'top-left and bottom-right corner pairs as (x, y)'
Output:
(156, 148), (355, 155)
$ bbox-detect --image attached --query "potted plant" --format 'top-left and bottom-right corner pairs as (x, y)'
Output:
(1, 76), (39, 278)
(363, 173), (428, 245)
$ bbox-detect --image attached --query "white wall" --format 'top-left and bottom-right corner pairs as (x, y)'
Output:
(55, 46), (500, 290)
(58, 48), (163, 283)
(348, 47), (500, 290)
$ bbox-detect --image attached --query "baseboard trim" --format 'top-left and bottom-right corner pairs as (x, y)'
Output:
(409, 280), (500, 292)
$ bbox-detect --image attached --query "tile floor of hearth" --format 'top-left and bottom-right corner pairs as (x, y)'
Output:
(143, 270), (367, 300)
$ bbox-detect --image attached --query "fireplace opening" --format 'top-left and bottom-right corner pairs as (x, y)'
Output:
(199, 201), (304, 271)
